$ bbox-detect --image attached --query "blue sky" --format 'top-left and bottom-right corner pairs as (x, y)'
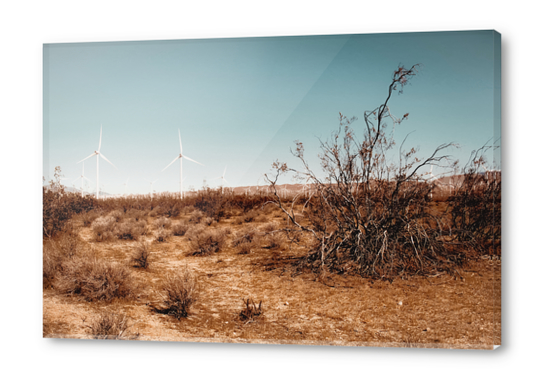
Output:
(43, 30), (500, 195)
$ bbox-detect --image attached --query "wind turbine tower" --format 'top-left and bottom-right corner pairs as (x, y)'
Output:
(146, 179), (158, 200)
(72, 162), (91, 197)
(429, 164), (436, 199)
(77, 125), (117, 199)
(214, 166), (229, 193)
(162, 130), (203, 199)
(123, 177), (130, 196)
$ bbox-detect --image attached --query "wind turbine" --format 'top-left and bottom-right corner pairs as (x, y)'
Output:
(123, 177), (130, 196)
(76, 125), (117, 199)
(428, 164), (437, 199)
(214, 166), (229, 193)
(256, 176), (262, 195)
(481, 162), (497, 182)
(100, 181), (109, 198)
(145, 179), (158, 200)
(176, 176), (188, 197)
(162, 129), (203, 199)
(72, 162), (92, 197)
(301, 176), (312, 197)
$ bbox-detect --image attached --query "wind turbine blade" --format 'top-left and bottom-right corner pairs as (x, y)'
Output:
(98, 125), (103, 151)
(72, 177), (79, 184)
(178, 129), (183, 154)
(183, 155), (204, 166)
(223, 166), (227, 177)
(162, 156), (179, 172)
(82, 175), (92, 183)
(77, 152), (97, 164)
(223, 178), (230, 185)
(152, 180), (158, 184)
(100, 153), (118, 169)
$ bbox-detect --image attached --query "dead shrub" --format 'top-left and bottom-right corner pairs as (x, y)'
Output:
(55, 255), (137, 302)
(130, 241), (151, 269)
(233, 227), (261, 254)
(81, 209), (101, 227)
(153, 216), (172, 229)
(157, 267), (198, 319)
(43, 232), (83, 288)
(261, 203), (276, 215)
(186, 225), (227, 256)
(91, 216), (116, 242)
(155, 227), (172, 243)
(163, 202), (182, 218)
(108, 210), (124, 223)
(189, 210), (205, 224)
(43, 167), (95, 237)
(125, 208), (146, 221)
(86, 310), (136, 340)
(237, 241), (257, 255)
(171, 221), (190, 236)
(448, 149), (501, 256)
(266, 65), (470, 279)
(243, 209), (259, 223)
(239, 298), (263, 323)
(261, 222), (278, 234)
(116, 218), (147, 240)
(255, 214), (268, 223)
(183, 205), (196, 215)
(43, 243), (62, 289)
(202, 217), (214, 226)
(149, 206), (161, 217)
(266, 231), (285, 250)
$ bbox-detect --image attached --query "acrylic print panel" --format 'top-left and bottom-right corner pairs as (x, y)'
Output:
(43, 30), (501, 349)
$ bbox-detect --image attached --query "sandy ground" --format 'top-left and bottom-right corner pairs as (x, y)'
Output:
(44, 213), (501, 349)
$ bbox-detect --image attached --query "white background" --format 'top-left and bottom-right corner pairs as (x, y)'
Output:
(0, 1), (538, 378)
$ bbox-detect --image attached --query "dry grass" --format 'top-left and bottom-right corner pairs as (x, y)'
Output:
(239, 299), (264, 323)
(186, 225), (227, 256)
(189, 210), (205, 224)
(80, 209), (101, 227)
(116, 218), (147, 240)
(125, 208), (147, 221)
(54, 254), (137, 302)
(153, 216), (172, 229)
(43, 231), (83, 288)
(155, 267), (199, 319)
(43, 196), (500, 348)
(266, 231), (285, 250)
(91, 216), (116, 242)
(155, 227), (173, 242)
(233, 226), (261, 255)
(85, 310), (138, 340)
(243, 209), (259, 223)
(130, 240), (151, 269)
(108, 210), (124, 223)
(171, 221), (190, 236)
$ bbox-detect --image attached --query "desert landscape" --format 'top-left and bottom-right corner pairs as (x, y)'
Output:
(43, 185), (500, 348)
(43, 138), (501, 349)
(43, 41), (501, 349)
